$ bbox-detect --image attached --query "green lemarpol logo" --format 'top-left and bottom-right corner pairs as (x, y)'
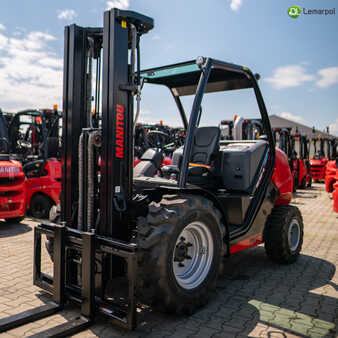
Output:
(288, 6), (302, 18)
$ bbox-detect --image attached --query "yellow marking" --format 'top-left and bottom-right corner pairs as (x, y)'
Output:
(249, 299), (335, 337)
(121, 20), (127, 28)
(243, 66), (248, 70)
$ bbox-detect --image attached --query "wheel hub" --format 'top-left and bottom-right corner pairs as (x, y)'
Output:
(172, 221), (214, 290)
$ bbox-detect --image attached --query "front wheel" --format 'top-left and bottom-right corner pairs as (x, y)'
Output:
(30, 194), (53, 219)
(264, 205), (303, 264)
(137, 194), (225, 314)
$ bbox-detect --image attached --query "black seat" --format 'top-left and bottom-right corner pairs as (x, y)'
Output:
(187, 127), (220, 183)
(162, 127), (220, 185)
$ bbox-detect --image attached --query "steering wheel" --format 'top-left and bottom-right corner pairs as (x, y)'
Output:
(146, 130), (170, 148)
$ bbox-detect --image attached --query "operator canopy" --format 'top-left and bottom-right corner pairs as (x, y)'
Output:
(140, 58), (256, 96)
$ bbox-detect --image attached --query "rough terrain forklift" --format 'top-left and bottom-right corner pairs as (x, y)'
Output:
(274, 127), (298, 191)
(294, 132), (312, 188)
(0, 110), (26, 223)
(325, 138), (337, 192)
(0, 8), (303, 336)
(8, 108), (61, 218)
(310, 136), (328, 181)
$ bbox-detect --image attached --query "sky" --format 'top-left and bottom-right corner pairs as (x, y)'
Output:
(0, 0), (337, 135)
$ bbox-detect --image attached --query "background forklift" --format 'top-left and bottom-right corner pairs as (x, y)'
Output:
(0, 110), (26, 223)
(294, 130), (312, 188)
(274, 127), (298, 191)
(325, 138), (337, 193)
(8, 108), (61, 218)
(0, 8), (303, 335)
(310, 135), (328, 181)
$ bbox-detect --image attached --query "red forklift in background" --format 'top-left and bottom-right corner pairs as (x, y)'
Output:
(8, 107), (61, 219)
(274, 127), (297, 191)
(294, 131), (312, 188)
(0, 9), (303, 335)
(310, 136), (328, 181)
(325, 138), (337, 192)
(0, 110), (26, 223)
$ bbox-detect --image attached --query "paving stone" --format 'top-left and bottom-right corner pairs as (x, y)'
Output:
(0, 183), (337, 337)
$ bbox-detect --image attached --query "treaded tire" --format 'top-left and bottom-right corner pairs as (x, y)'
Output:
(5, 216), (25, 223)
(137, 194), (225, 314)
(30, 194), (53, 219)
(265, 205), (303, 264)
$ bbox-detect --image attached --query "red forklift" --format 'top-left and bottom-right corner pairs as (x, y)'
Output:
(0, 9), (303, 335)
(0, 110), (26, 223)
(325, 138), (337, 192)
(310, 135), (328, 181)
(8, 108), (61, 219)
(294, 131), (312, 188)
(274, 127), (297, 191)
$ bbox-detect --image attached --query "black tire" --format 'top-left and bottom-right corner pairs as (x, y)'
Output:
(137, 194), (225, 314)
(307, 175), (312, 188)
(5, 216), (25, 223)
(300, 177), (306, 189)
(264, 205), (303, 264)
(30, 194), (53, 219)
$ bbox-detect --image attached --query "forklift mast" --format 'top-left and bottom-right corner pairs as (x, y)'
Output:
(61, 10), (153, 237)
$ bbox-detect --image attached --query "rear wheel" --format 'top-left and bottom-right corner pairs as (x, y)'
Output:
(137, 194), (225, 314)
(300, 177), (306, 189)
(264, 205), (303, 264)
(5, 216), (25, 223)
(30, 194), (53, 219)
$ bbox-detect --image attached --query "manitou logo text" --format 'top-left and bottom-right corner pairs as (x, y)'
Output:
(115, 104), (124, 159)
(0, 166), (20, 174)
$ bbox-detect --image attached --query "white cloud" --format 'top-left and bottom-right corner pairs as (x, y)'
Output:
(0, 24), (5, 31)
(0, 30), (62, 111)
(329, 118), (338, 136)
(265, 65), (315, 89)
(57, 9), (77, 21)
(230, 0), (242, 11)
(106, 0), (130, 10)
(316, 67), (338, 88)
(279, 112), (306, 124)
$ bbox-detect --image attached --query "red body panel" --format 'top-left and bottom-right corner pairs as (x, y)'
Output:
(333, 165), (338, 213)
(0, 160), (26, 219)
(273, 148), (293, 205)
(325, 161), (336, 193)
(230, 234), (263, 254)
(310, 158), (328, 181)
(26, 159), (61, 209)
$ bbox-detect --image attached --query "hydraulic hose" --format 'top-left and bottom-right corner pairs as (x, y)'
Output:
(77, 133), (84, 230)
(87, 130), (101, 231)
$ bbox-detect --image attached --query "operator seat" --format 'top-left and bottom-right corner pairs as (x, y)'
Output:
(162, 126), (220, 186)
(187, 126), (220, 186)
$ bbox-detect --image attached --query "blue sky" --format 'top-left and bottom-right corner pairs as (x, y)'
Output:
(0, 0), (337, 134)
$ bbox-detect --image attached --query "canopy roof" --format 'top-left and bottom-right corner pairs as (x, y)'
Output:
(140, 59), (253, 96)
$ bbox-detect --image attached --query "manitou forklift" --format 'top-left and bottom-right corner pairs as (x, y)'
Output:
(310, 135), (328, 181)
(325, 138), (337, 192)
(0, 110), (26, 223)
(274, 127), (298, 191)
(0, 9), (303, 336)
(294, 131), (312, 188)
(8, 108), (61, 218)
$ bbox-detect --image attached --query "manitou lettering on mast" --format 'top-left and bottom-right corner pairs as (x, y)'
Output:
(116, 104), (124, 159)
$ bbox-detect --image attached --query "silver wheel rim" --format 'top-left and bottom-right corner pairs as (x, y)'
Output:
(172, 221), (214, 290)
(288, 218), (301, 252)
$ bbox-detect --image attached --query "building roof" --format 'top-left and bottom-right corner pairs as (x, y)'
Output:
(269, 114), (335, 139)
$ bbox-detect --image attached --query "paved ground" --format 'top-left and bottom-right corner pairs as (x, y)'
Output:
(0, 183), (337, 337)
